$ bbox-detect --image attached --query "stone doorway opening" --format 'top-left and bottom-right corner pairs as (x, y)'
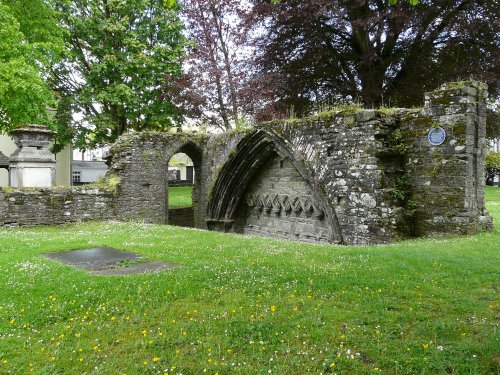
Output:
(166, 145), (202, 228)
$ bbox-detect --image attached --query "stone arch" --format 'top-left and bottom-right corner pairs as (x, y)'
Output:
(165, 141), (203, 227)
(206, 129), (343, 243)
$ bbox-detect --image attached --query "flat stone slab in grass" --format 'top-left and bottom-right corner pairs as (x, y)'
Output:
(42, 247), (181, 275)
(92, 260), (181, 276)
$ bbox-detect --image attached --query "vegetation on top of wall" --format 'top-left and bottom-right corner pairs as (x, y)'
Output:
(109, 136), (133, 154)
(440, 80), (488, 91)
(89, 174), (121, 196)
(305, 103), (364, 122)
(375, 107), (399, 117)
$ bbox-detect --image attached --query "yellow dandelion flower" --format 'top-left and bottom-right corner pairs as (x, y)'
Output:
(152, 357), (160, 362)
(271, 306), (276, 313)
(2, 360), (7, 365)
(422, 343), (429, 349)
(330, 362), (336, 367)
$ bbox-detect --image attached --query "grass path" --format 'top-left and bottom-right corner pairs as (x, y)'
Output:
(168, 186), (193, 209)
(0, 188), (498, 374)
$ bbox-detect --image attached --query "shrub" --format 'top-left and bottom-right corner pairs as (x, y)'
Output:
(485, 151), (500, 186)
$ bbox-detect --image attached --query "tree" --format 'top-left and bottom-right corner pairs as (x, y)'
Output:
(486, 106), (500, 143)
(486, 151), (500, 187)
(389, 0), (419, 4)
(0, 0), (64, 132)
(51, 0), (186, 149)
(246, 0), (499, 120)
(177, 0), (249, 131)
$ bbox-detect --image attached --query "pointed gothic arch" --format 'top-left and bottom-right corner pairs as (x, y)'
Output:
(206, 129), (343, 243)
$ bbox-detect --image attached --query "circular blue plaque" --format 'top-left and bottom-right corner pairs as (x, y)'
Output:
(428, 127), (446, 146)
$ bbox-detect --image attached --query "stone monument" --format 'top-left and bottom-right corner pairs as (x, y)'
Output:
(8, 125), (56, 187)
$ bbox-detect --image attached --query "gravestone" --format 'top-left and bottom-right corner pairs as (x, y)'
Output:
(43, 247), (182, 275)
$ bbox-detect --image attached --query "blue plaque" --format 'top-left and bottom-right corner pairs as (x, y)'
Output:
(428, 127), (446, 146)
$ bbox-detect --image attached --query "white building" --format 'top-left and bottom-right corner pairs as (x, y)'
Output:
(168, 153), (194, 183)
(71, 160), (107, 185)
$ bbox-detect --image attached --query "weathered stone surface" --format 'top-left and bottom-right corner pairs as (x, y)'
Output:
(43, 247), (142, 270)
(168, 207), (194, 228)
(42, 247), (181, 275)
(0, 186), (114, 227)
(0, 81), (492, 245)
(92, 261), (181, 276)
(235, 155), (332, 243)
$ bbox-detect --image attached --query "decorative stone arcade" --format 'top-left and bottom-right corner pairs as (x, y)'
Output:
(0, 81), (493, 245)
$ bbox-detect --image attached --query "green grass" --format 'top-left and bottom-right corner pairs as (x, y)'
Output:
(168, 186), (193, 209)
(0, 188), (499, 374)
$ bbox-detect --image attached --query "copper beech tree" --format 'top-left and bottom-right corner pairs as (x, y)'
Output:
(245, 0), (499, 120)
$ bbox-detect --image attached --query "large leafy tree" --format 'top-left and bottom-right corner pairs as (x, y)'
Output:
(171, 0), (249, 131)
(0, 0), (64, 132)
(51, 0), (186, 149)
(246, 0), (499, 119)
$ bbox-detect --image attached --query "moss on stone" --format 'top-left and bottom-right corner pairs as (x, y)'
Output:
(411, 116), (436, 129)
(376, 107), (399, 117)
(429, 95), (453, 105)
(86, 174), (121, 196)
(450, 123), (467, 136)
(441, 80), (487, 91)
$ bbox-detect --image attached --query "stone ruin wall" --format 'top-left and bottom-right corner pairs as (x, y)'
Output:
(0, 81), (492, 245)
(0, 187), (115, 227)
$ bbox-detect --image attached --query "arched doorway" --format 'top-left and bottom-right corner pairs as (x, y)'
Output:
(166, 143), (202, 228)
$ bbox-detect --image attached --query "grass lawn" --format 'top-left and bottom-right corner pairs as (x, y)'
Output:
(0, 188), (498, 374)
(168, 186), (193, 209)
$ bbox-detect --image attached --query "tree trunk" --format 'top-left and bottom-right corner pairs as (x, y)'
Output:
(210, 1), (239, 127)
